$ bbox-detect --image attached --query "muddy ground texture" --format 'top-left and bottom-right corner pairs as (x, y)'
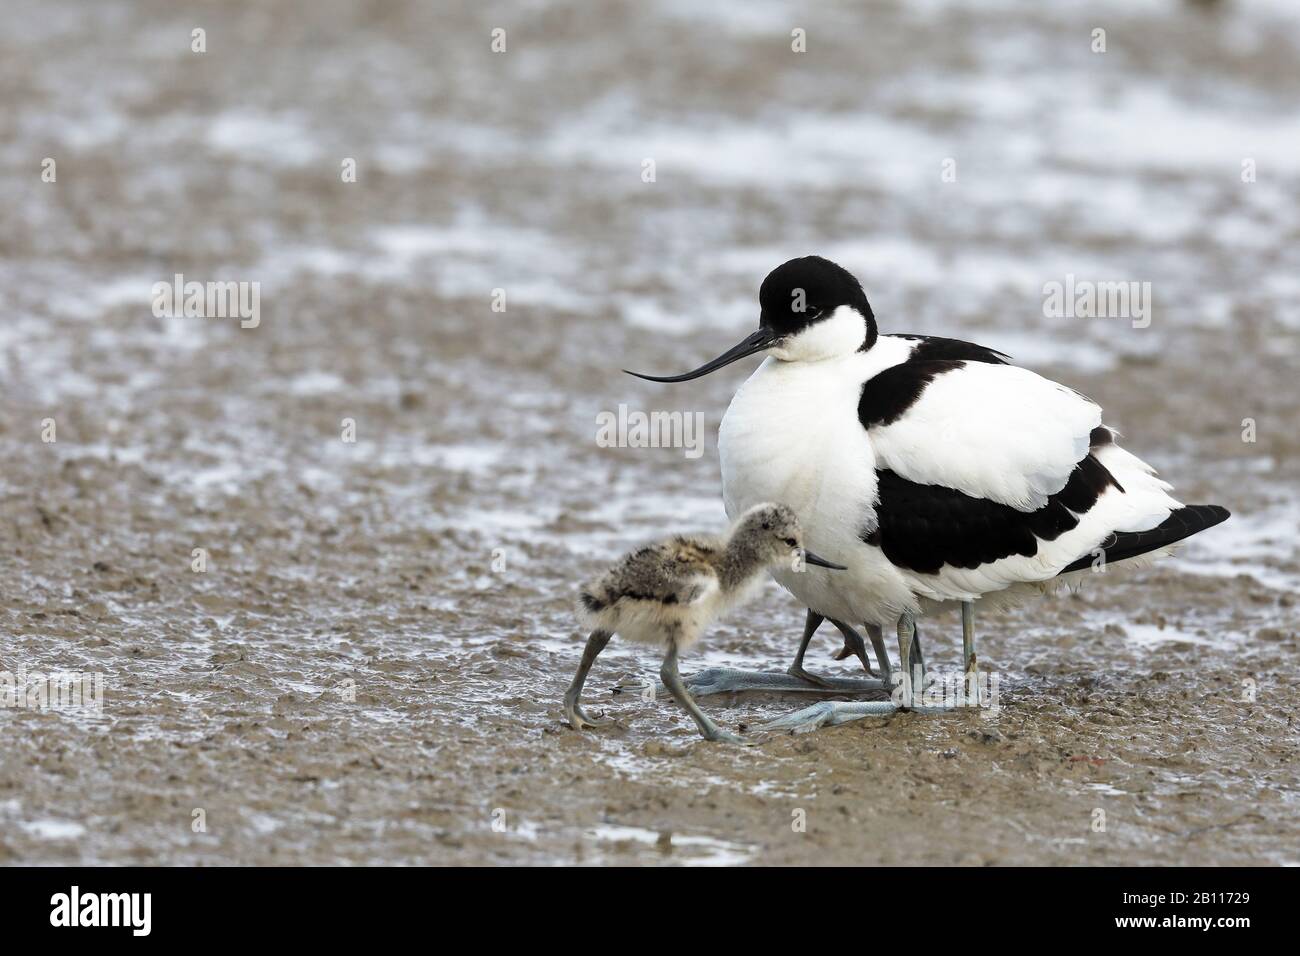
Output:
(1, 0), (1297, 864)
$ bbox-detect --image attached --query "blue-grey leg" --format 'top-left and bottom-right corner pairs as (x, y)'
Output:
(792, 611), (880, 685)
(857, 622), (922, 689)
(674, 667), (887, 698)
(896, 612), (921, 707)
(564, 630), (614, 730)
(660, 641), (747, 744)
(612, 610), (892, 700)
(787, 609), (836, 687)
(756, 698), (900, 733)
(962, 600), (980, 706)
(859, 623), (893, 685)
(755, 616), (957, 734)
(625, 608), (886, 698)
(828, 620), (878, 678)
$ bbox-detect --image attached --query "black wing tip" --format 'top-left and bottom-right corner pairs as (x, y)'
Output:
(1184, 503), (1231, 527)
(1058, 503), (1231, 575)
(1180, 502), (1227, 530)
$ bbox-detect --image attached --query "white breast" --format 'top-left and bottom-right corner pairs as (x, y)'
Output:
(719, 347), (916, 625)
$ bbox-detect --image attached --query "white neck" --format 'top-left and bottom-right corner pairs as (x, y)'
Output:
(769, 305), (867, 362)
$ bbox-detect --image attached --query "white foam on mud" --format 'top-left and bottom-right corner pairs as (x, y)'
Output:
(261, 247), (358, 284)
(502, 818), (541, 841)
(656, 0), (796, 35)
(1062, 88), (1300, 176)
(247, 813), (284, 836)
(250, 219), (592, 314)
(20, 819), (87, 840)
(184, 461), (249, 494)
(904, 0), (1171, 13)
(560, 492), (729, 555)
(437, 506), (553, 538)
(1085, 782), (1128, 797)
(581, 822), (758, 866)
(63, 441), (149, 466)
(1122, 623), (1229, 651)
(206, 110), (323, 166)
(95, 274), (157, 310)
(402, 443), (505, 474)
(367, 218), (571, 286)
(548, 108), (946, 190)
(286, 371), (347, 396)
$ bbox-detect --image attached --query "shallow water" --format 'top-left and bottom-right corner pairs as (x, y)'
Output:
(0, 0), (1297, 865)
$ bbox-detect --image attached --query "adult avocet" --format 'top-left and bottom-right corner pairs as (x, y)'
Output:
(628, 256), (1228, 730)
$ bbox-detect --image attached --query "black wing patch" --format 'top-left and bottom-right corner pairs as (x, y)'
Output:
(859, 359), (966, 428)
(858, 337), (1011, 430)
(896, 334), (1011, 365)
(864, 454), (1123, 574)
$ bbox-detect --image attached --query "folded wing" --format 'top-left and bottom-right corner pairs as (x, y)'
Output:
(865, 361), (1102, 511)
(861, 361), (1187, 598)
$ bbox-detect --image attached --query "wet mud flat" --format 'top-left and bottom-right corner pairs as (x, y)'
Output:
(1, 0), (1298, 865)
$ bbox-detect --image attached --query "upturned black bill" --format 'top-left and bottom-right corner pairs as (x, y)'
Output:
(624, 327), (778, 383)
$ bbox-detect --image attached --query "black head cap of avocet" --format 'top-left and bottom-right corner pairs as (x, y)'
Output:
(625, 256), (878, 383)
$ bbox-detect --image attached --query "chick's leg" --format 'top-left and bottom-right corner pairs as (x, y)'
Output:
(661, 641), (746, 744)
(563, 629), (614, 730)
